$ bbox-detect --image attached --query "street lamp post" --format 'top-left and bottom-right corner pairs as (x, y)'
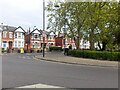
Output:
(43, 0), (45, 57)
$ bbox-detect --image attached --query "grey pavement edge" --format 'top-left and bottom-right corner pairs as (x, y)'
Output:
(34, 52), (118, 68)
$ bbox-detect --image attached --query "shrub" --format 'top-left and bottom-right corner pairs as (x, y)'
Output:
(2, 48), (4, 53)
(49, 46), (62, 51)
(68, 50), (120, 61)
(69, 45), (72, 49)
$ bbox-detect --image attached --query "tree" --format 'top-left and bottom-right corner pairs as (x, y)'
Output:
(46, 1), (119, 51)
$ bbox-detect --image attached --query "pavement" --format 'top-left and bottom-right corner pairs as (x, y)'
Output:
(35, 51), (118, 68)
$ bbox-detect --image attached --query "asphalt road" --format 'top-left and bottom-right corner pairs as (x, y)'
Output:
(2, 53), (118, 88)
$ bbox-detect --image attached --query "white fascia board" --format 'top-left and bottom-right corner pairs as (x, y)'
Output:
(15, 28), (25, 32)
(33, 30), (40, 34)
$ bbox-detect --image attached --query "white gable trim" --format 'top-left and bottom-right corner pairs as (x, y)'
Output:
(15, 28), (25, 33)
(33, 30), (41, 34)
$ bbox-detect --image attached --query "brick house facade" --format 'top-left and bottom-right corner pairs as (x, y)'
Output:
(1, 25), (16, 51)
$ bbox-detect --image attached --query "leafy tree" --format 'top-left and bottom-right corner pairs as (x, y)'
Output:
(46, 1), (119, 51)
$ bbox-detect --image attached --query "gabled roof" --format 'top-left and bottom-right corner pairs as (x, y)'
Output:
(30, 28), (42, 35)
(14, 26), (26, 32)
(40, 29), (49, 36)
(1, 25), (17, 32)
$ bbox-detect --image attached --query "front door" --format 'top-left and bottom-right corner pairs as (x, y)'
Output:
(8, 41), (13, 49)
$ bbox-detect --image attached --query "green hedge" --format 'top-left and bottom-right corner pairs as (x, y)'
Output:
(68, 50), (120, 61)
(49, 46), (62, 51)
(2, 48), (7, 53)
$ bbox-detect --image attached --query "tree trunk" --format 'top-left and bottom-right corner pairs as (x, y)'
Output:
(101, 42), (107, 51)
(98, 41), (102, 50)
(90, 41), (94, 50)
(75, 37), (80, 49)
(89, 29), (95, 50)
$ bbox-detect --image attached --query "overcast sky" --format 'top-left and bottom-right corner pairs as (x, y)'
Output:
(0, 0), (118, 31)
(0, 0), (51, 31)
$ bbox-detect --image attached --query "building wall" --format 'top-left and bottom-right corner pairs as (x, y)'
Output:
(47, 35), (55, 47)
(80, 39), (90, 49)
(30, 33), (41, 48)
(55, 37), (63, 47)
(2, 31), (14, 50)
(13, 32), (25, 49)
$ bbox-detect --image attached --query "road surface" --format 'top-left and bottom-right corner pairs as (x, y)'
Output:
(2, 53), (118, 88)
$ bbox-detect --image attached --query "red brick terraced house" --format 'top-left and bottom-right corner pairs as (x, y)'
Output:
(25, 28), (48, 52)
(46, 31), (56, 48)
(1, 25), (16, 51)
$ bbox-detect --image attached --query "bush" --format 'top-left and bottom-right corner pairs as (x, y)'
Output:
(49, 46), (62, 51)
(68, 50), (120, 61)
(2, 48), (4, 53)
(69, 45), (72, 49)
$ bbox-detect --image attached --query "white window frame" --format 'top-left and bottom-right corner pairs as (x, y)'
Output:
(3, 31), (7, 38)
(18, 41), (21, 47)
(18, 33), (21, 38)
(15, 33), (17, 38)
(22, 41), (24, 47)
(15, 41), (17, 47)
(9, 32), (13, 38)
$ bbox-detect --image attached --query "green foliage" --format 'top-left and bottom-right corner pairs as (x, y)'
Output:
(49, 46), (62, 51)
(69, 45), (72, 49)
(47, 2), (119, 50)
(2, 48), (7, 53)
(68, 50), (120, 61)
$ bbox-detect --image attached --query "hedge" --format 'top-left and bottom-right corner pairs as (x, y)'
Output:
(49, 46), (62, 51)
(68, 50), (120, 61)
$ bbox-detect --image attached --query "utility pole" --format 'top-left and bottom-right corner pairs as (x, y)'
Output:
(43, 0), (45, 57)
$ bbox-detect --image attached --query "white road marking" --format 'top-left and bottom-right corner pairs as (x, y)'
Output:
(16, 83), (64, 88)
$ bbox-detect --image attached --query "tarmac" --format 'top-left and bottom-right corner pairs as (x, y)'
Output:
(35, 51), (119, 68)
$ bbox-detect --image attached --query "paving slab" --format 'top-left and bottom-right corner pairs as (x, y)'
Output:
(35, 51), (118, 68)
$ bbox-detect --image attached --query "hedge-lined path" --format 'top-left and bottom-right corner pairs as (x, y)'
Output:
(35, 51), (118, 68)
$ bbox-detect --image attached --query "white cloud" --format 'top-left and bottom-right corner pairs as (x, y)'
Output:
(0, 0), (46, 30)
(1, 0), (42, 12)
(0, 0), (59, 30)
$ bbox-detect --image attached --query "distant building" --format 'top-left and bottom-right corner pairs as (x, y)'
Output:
(0, 24), (96, 52)
(30, 28), (42, 49)
(47, 31), (56, 48)
(25, 28), (49, 51)
(13, 26), (26, 50)
(47, 34), (55, 47)
(80, 39), (90, 49)
(1, 25), (16, 51)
